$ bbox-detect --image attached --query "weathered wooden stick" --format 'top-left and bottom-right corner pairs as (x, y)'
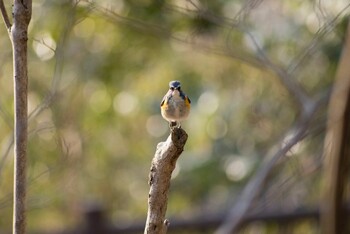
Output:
(144, 128), (188, 234)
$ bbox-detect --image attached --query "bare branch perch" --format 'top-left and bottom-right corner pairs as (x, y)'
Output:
(144, 128), (188, 234)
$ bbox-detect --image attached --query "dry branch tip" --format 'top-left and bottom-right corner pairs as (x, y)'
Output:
(144, 128), (188, 234)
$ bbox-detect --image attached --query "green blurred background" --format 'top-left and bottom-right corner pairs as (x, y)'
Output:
(0, 0), (349, 233)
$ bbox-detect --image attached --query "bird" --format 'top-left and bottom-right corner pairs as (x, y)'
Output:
(160, 80), (191, 129)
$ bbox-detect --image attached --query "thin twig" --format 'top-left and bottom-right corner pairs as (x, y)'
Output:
(287, 3), (350, 75)
(0, 1), (77, 199)
(215, 100), (319, 234)
(93, 2), (311, 111)
(0, 0), (11, 30)
(29, 1), (77, 121)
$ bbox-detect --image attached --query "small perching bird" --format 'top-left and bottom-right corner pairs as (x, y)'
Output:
(160, 80), (191, 129)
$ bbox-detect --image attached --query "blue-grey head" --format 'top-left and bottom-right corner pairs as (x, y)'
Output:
(169, 80), (181, 91)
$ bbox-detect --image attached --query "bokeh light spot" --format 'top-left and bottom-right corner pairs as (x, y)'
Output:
(33, 33), (56, 61)
(28, 92), (40, 114)
(89, 89), (111, 114)
(283, 131), (304, 156)
(225, 157), (249, 182)
(206, 116), (228, 139)
(197, 91), (219, 115)
(113, 91), (139, 115)
(146, 115), (168, 137)
(73, 18), (96, 39)
(61, 128), (82, 157)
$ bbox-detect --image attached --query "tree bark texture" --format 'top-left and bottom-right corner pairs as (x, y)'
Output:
(144, 128), (188, 234)
(11, 1), (32, 234)
(321, 19), (350, 234)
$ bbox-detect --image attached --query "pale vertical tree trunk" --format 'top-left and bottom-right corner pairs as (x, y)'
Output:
(321, 19), (350, 234)
(12, 0), (31, 231)
(1, 1), (32, 234)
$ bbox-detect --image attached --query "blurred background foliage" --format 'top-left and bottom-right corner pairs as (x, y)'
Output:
(0, 0), (349, 233)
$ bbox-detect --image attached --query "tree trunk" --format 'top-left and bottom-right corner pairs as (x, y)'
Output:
(11, 1), (32, 234)
(321, 19), (350, 234)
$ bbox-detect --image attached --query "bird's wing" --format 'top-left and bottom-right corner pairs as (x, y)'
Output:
(161, 90), (173, 107)
(160, 95), (167, 107)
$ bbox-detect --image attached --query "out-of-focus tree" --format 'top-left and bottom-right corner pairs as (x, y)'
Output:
(321, 18), (350, 234)
(0, 0), (349, 233)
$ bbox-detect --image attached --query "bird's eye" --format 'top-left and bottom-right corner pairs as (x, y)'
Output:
(170, 87), (174, 91)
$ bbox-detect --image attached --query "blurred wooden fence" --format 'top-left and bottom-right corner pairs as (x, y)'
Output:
(2, 204), (348, 234)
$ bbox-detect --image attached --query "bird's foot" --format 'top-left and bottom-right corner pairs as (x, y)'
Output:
(169, 121), (181, 130)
